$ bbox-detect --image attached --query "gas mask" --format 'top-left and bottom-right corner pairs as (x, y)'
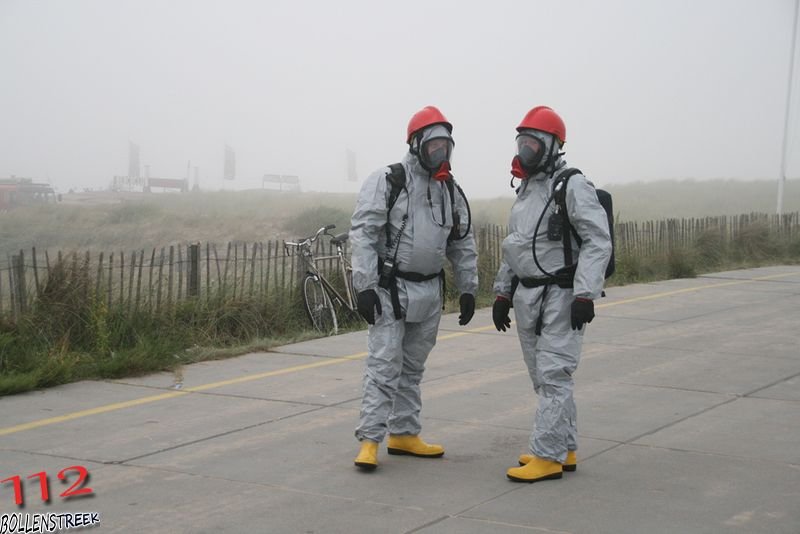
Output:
(412, 125), (455, 181)
(510, 131), (556, 179)
(420, 137), (454, 180)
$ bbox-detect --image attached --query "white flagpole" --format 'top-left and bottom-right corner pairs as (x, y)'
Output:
(778, 0), (799, 215)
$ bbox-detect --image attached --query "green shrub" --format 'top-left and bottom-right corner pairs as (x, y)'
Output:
(787, 236), (800, 258)
(731, 222), (780, 261)
(613, 251), (643, 283)
(28, 257), (96, 352)
(694, 229), (726, 267)
(667, 247), (697, 278)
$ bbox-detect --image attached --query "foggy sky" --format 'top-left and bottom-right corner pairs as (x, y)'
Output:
(1, 0), (799, 198)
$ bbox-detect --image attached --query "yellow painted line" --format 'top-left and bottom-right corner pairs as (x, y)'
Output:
(597, 271), (800, 309)
(0, 353), (369, 437)
(186, 351), (368, 392)
(0, 391), (188, 437)
(2, 271), (797, 437)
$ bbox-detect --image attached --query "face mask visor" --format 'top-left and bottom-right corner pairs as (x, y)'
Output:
(419, 136), (454, 172)
(515, 133), (546, 173)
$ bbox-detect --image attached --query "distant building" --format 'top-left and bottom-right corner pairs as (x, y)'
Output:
(111, 175), (147, 192)
(145, 177), (189, 192)
(262, 174), (301, 192)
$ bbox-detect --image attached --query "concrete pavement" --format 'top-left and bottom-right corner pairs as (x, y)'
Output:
(1, 265), (799, 533)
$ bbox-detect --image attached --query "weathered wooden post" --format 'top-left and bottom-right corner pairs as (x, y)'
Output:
(13, 251), (27, 315)
(188, 243), (200, 298)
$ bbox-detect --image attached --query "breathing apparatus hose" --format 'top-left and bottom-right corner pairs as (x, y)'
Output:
(452, 181), (472, 241)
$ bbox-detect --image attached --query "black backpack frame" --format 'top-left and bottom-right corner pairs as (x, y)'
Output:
(551, 168), (615, 279)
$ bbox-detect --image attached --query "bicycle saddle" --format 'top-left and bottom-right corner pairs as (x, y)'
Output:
(330, 232), (350, 245)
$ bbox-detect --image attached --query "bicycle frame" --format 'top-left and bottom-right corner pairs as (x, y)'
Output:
(285, 225), (357, 312)
(308, 244), (356, 311)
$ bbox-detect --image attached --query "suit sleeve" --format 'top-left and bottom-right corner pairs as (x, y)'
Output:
(446, 181), (479, 295)
(566, 175), (612, 300)
(349, 169), (389, 292)
(492, 258), (514, 298)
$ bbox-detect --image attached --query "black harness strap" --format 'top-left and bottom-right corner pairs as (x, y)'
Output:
(552, 168), (583, 271)
(396, 270), (441, 283)
(535, 284), (549, 336)
(517, 276), (573, 289)
(390, 278), (402, 320)
(386, 163), (406, 248)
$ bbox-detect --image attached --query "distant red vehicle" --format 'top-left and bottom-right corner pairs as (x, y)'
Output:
(0, 178), (57, 210)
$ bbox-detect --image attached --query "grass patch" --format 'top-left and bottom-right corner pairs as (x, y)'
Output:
(0, 254), (327, 396)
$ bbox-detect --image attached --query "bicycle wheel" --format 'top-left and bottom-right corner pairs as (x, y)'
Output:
(302, 273), (338, 335)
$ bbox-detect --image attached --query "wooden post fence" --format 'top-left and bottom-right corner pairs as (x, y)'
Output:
(189, 243), (200, 298)
(1, 213), (799, 322)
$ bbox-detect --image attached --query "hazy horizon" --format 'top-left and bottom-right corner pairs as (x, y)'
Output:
(2, 0), (799, 199)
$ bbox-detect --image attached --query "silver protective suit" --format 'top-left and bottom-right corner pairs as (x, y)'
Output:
(493, 152), (611, 463)
(350, 133), (478, 442)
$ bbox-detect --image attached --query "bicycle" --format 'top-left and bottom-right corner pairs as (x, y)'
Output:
(284, 224), (360, 335)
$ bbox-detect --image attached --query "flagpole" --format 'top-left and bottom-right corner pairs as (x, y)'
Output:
(778, 0), (799, 215)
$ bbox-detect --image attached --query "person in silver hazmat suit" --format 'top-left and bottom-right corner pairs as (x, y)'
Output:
(493, 106), (612, 483)
(349, 105), (479, 470)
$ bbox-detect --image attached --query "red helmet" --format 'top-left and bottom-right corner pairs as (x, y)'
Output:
(407, 105), (452, 144)
(516, 106), (566, 144)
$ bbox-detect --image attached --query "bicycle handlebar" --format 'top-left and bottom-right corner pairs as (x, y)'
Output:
(284, 224), (338, 250)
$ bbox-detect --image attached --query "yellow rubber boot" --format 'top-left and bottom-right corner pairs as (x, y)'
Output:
(354, 440), (379, 471)
(507, 456), (563, 483)
(519, 450), (577, 472)
(386, 434), (444, 458)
